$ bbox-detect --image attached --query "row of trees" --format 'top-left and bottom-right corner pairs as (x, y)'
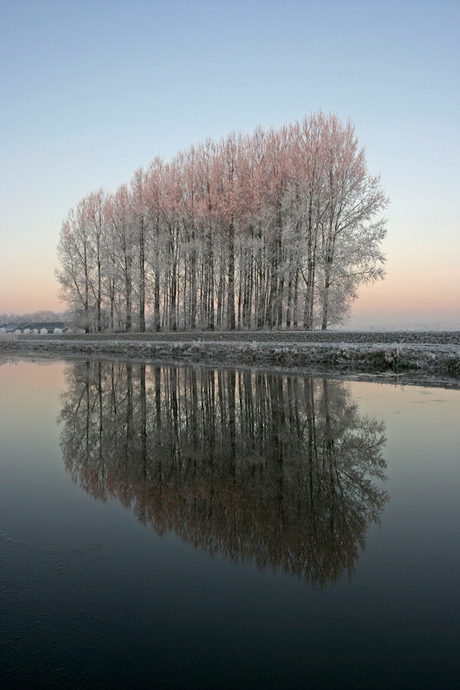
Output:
(56, 112), (388, 332)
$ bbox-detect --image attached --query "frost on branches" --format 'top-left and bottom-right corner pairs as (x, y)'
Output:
(56, 112), (388, 332)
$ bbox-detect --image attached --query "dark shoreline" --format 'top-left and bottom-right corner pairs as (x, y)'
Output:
(2, 330), (459, 388)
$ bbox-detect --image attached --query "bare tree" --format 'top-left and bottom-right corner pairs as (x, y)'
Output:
(106, 184), (135, 332)
(56, 201), (95, 332)
(317, 115), (388, 329)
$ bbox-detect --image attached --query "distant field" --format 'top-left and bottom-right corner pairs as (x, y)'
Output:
(15, 329), (460, 345)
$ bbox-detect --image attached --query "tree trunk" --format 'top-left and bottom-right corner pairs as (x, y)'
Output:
(227, 219), (235, 330)
(139, 219), (145, 332)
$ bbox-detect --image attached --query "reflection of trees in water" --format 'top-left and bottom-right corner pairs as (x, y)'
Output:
(58, 362), (388, 587)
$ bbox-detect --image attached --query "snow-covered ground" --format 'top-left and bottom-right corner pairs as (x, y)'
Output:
(2, 331), (459, 387)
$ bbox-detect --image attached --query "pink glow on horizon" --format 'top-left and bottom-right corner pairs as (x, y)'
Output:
(0, 276), (62, 315)
(2, 273), (459, 325)
(352, 269), (460, 322)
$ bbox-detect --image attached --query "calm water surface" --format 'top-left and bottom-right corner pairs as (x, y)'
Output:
(1, 359), (459, 689)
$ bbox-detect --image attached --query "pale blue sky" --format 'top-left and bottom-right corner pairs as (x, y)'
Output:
(1, 0), (459, 326)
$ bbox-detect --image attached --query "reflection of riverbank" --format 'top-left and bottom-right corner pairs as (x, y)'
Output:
(2, 332), (460, 381)
(59, 362), (388, 587)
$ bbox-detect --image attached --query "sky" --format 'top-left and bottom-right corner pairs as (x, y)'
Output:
(1, 0), (459, 328)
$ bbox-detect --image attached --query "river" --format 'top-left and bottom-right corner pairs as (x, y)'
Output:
(1, 359), (459, 689)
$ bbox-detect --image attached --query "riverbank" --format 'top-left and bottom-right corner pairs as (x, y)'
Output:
(2, 331), (459, 387)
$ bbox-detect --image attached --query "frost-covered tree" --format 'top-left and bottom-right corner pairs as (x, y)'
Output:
(56, 113), (388, 331)
(56, 199), (96, 332)
(316, 115), (388, 329)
